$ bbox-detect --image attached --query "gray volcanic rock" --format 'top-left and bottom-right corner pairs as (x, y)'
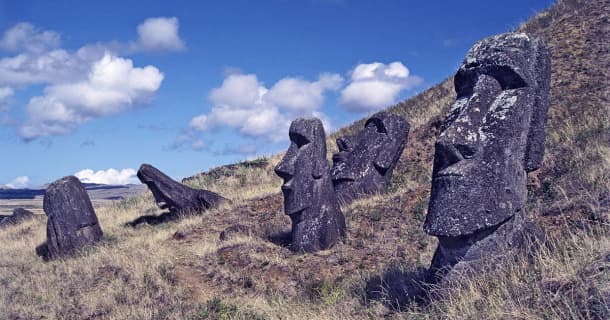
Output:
(0, 208), (36, 227)
(331, 111), (410, 203)
(37, 176), (103, 259)
(137, 164), (227, 214)
(423, 32), (551, 279)
(219, 224), (254, 241)
(275, 118), (346, 253)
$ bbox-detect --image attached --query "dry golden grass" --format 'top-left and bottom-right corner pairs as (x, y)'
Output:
(183, 156), (283, 202)
(1, 0), (608, 319)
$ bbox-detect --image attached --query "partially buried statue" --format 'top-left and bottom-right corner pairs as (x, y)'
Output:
(331, 111), (410, 203)
(423, 32), (551, 280)
(36, 176), (104, 260)
(275, 118), (346, 253)
(137, 164), (227, 214)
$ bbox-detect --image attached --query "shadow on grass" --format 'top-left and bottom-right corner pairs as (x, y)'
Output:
(125, 211), (179, 227)
(365, 266), (432, 310)
(267, 230), (292, 248)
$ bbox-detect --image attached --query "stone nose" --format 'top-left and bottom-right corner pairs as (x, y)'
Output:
(274, 157), (294, 181)
(336, 137), (353, 152)
(434, 137), (479, 172)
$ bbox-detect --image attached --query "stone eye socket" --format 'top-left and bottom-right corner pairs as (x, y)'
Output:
(455, 144), (477, 159)
(365, 118), (387, 134)
(456, 66), (527, 99)
(290, 133), (310, 148)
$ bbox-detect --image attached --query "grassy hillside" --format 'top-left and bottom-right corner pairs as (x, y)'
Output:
(1, 0), (608, 319)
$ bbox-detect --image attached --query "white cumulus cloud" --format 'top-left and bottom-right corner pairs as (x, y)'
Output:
(74, 168), (139, 185)
(339, 61), (423, 113)
(0, 22), (60, 53)
(265, 73), (343, 112)
(3, 176), (30, 189)
(131, 17), (185, 52)
(0, 19), (183, 139)
(0, 86), (14, 111)
(165, 131), (207, 151)
(19, 53), (164, 140)
(188, 72), (341, 144)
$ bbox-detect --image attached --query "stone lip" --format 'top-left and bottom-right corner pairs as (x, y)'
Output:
(137, 164), (227, 214)
(331, 111), (410, 204)
(38, 176), (104, 260)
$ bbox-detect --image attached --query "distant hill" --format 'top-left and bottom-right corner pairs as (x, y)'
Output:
(0, 183), (146, 215)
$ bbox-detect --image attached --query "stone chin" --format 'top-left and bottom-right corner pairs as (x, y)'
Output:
(281, 191), (311, 216)
(426, 173), (524, 237)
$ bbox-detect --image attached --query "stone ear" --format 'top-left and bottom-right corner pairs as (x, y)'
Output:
(374, 147), (394, 171)
(312, 161), (323, 179)
(312, 122), (327, 179)
(524, 38), (551, 172)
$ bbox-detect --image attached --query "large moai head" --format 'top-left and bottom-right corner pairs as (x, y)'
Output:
(38, 176), (103, 259)
(275, 118), (346, 252)
(424, 32), (551, 238)
(331, 111), (410, 203)
(423, 32), (551, 274)
(137, 164), (226, 214)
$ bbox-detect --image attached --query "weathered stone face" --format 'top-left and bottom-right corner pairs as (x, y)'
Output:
(275, 118), (346, 252)
(137, 164), (226, 214)
(331, 111), (410, 203)
(425, 32), (550, 238)
(39, 176), (103, 259)
(423, 32), (551, 277)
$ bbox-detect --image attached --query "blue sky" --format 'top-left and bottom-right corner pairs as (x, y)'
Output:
(0, 0), (553, 187)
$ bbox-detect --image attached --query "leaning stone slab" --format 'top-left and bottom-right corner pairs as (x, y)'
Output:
(37, 176), (103, 259)
(275, 117), (346, 253)
(331, 111), (410, 203)
(137, 164), (227, 214)
(423, 32), (551, 281)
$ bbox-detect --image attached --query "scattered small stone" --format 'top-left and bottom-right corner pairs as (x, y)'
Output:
(172, 231), (186, 240)
(219, 224), (254, 241)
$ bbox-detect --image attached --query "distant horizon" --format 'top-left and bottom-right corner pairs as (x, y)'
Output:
(0, 0), (553, 187)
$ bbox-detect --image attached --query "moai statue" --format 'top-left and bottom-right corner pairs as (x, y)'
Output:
(423, 32), (551, 279)
(0, 208), (36, 227)
(275, 118), (346, 253)
(36, 176), (103, 259)
(331, 111), (410, 203)
(137, 164), (227, 214)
